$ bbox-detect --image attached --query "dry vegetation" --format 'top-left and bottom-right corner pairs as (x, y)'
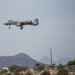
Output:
(0, 64), (75, 75)
(0, 59), (75, 75)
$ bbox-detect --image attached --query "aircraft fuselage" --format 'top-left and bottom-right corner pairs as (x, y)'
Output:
(3, 19), (39, 30)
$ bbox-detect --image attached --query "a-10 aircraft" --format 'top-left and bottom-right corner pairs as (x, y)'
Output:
(3, 19), (39, 30)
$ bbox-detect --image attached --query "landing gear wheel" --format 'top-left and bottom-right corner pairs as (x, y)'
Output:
(20, 27), (23, 30)
(9, 25), (11, 29)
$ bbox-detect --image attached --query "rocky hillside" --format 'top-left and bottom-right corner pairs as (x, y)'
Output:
(0, 53), (40, 68)
(40, 56), (72, 65)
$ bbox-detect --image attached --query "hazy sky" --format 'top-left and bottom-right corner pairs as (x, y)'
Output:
(0, 0), (75, 61)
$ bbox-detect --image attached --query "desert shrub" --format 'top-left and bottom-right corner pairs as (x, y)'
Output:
(2, 69), (8, 73)
(67, 59), (75, 66)
(6, 73), (12, 75)
(57, 64), (64, 70)
(14, 66), (25, 72)
(38, 64), (45, 71)
(41, 71), (50, 75)
(34, 64), (45, 71)
(57, 68), (68, 75)
(8, 65), (18, 72)
(14, 66), (28, 75)
(14, 72), (20, 75)
(35, 63), (40, 66)
(25, 71), (33, 75)
(0, 69), (8, 74)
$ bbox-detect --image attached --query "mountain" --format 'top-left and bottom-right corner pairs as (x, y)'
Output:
(0, 53), (40, 68)
(40, 56), (51, 64)
(55, 57), (72, 65)
(40, 56), (72, 65)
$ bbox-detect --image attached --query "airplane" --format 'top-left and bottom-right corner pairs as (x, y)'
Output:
(3, 19), (39, 30)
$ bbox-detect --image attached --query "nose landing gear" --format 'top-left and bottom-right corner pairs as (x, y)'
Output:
(20, 26), (23, 30)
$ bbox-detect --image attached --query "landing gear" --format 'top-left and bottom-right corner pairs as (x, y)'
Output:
(20, 26), (23, 30)
(9, 25), (11, 29)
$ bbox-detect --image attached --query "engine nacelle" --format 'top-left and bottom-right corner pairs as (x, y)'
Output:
(33, 19), (39, 25)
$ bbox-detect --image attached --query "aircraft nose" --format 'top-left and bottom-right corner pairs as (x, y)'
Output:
(3, 23), (8, 25)
(3, 23), (5, 25)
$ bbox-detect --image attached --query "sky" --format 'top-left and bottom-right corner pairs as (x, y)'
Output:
(0, 0), (75, 61)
